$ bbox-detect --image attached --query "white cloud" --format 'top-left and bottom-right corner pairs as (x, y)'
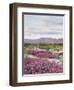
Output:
(24, 15), (64, 39)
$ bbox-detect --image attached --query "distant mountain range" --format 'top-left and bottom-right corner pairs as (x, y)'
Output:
(24, 38), (63, 43)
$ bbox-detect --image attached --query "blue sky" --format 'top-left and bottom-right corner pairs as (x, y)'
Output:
(24, 15), (64, 39)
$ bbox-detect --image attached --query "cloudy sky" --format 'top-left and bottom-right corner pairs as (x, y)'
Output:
(24, 15), (64, 39)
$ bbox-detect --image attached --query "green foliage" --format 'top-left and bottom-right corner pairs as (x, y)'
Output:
(24, 43), (63, 54)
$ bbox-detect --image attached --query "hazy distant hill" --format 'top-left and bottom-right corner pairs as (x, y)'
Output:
(24, 38), (63, 43)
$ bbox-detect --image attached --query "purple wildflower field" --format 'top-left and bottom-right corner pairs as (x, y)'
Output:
(23, 43), (63, 75)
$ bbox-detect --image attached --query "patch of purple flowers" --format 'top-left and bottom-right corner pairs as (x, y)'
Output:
(31, 50), (57, 58)
(24, 58), (63, 74)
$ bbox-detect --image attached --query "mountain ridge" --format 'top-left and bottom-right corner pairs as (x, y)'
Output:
(24, 38), (63, 43)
